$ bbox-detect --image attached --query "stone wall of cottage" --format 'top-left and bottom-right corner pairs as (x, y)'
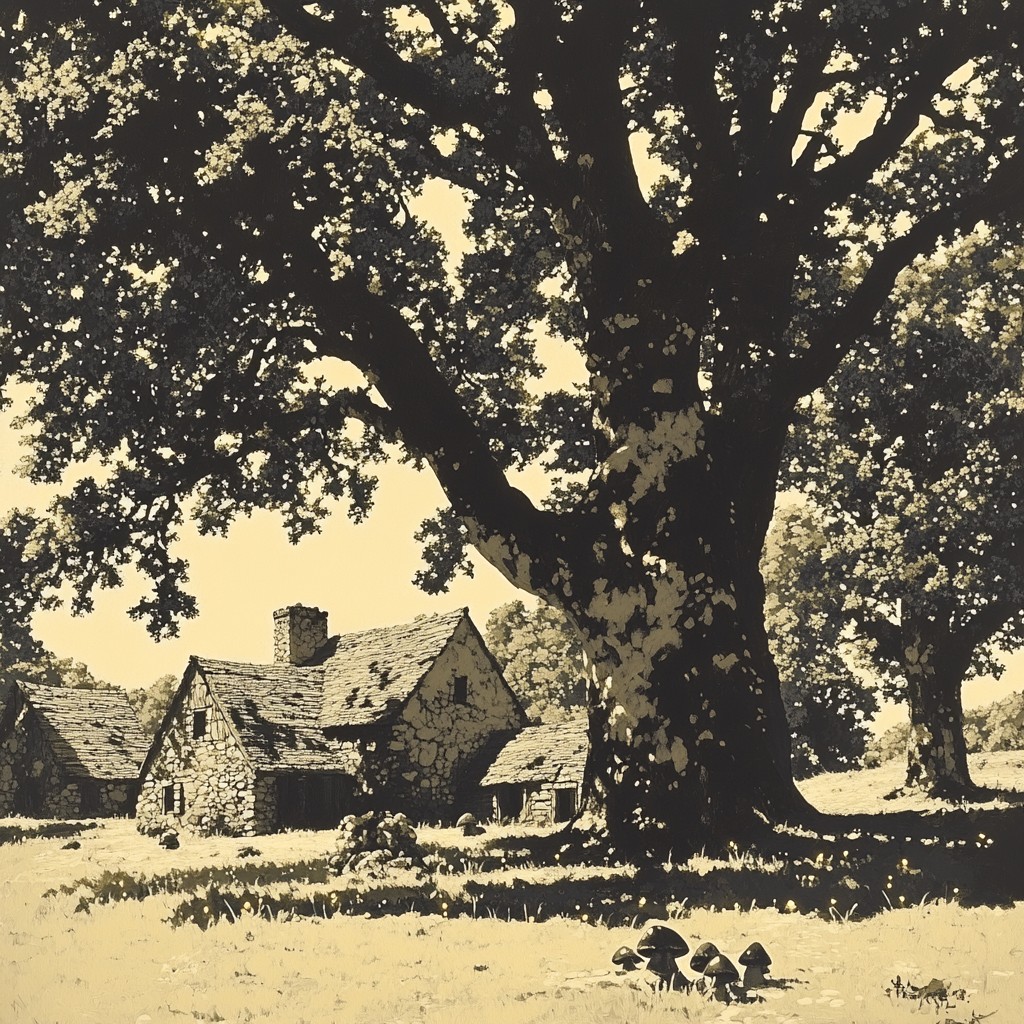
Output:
(0, 700), (75, 816)
(379, 620), (524, 820)
(137, 671), (270, 836)
(0, 701), (136, 818)
(488, 781), (581, 826)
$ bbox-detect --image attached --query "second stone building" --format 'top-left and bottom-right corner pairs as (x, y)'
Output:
(136, 606), (528, 836)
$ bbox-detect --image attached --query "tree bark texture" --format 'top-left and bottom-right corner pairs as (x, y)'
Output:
(899, 622), (975, 796)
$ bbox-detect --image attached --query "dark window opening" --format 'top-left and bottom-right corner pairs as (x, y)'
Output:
(192, 708), (208, 740)
(554, 787), (577, 823)
(163, 782), (184, 815)
(453, 676), (469, 705)
(494, 784), (525, 822)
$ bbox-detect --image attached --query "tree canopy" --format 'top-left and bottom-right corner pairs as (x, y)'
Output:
(5, 1), (1024, 854)
(484, 600), (586, 723)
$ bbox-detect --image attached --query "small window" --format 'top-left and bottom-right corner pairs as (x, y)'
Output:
(192, 708), (208, 740)
(453, 676), (469, 705)
(163, 783), (184, 816)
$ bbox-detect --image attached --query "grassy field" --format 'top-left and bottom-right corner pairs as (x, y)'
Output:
(797, 751), (1024, 814)
(2, 761), (1023, 1024)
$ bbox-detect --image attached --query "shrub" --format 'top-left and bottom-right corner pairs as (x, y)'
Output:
(328, 811), (425, 878)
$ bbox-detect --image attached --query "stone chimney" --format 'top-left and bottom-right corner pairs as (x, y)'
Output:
(273, 605), (329, 665)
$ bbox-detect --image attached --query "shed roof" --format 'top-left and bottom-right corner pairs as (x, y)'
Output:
(480, 717), (588, 787)
(19, 682), (149, 780)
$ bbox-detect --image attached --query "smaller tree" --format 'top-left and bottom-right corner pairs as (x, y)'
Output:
(763, 502), (878, 778)
(127, 672), (180, 736)
(484, 601), (586, 723)
(786, 233), (1024, 796)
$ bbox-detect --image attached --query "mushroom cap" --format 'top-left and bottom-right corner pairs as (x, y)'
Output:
(690, 941), (720, 972)
(738, 942), (771, 968)
(611, 946), (644, 968)
(456, 813), (477, 827)
(703, 955), (739, 984)
(636, 925), (688, 958)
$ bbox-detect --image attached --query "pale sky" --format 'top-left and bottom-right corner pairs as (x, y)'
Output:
(2, 62), (1020, 738)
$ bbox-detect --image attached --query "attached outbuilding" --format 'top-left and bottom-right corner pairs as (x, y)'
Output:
(0, 682), (148, 818)
(136, 605), (528, 837)
(481, 717), (588, 824)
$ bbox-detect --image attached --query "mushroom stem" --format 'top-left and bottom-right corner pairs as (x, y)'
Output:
(646, 952), (687, 989)
(742, 965), (768, 988)
(711, 980), (733, 1003)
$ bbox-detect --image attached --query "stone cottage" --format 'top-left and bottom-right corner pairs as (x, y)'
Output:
(0, 681), (149, 818)
(481, 717), (588, 824)
(136, 605), (528, 836)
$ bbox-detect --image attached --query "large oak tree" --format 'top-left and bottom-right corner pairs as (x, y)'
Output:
(4, 1), (1024, 855)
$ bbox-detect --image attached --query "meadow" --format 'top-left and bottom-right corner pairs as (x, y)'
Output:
(3, 754), (1023, 1024)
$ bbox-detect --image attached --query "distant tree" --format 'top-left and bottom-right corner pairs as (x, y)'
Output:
(762, 503), (878, 778)
(127, 672), (180, 737)
(786, 234), (1024, 797)
(0, 653), (110, 691)
(6, 1), (1024, 854)
(485, 601), (586, 723)
(868, 690), (1024, 766)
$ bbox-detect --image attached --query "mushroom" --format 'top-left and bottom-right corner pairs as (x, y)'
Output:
(611, 946), (644, 972)
(690, 941), (720, 973)
(703, 954), (739, 1002)
(158, 829), (180, 850)
(636, 925), (689, 989)
(456, 812), (481, 837)
(738, 942), (772, 988)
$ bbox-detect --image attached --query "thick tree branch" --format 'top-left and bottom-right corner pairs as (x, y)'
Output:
(315, 278), (561, 594)
(778, 150), (1024, 403)
(260, 0), (567, 208)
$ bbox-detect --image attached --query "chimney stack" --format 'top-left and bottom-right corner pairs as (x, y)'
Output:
(273, 605), (328, 665)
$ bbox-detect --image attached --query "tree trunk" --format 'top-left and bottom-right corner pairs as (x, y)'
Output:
(900, 629), (975, 796)
(569, 465), (815, 858)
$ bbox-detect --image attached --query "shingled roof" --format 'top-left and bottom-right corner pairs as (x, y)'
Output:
(19, 682), (149, 780)
(481, 717), (589, 787)
(193, 658), (360, 773)
(182, 609), (473, 769)
(316, 608), (468, 728)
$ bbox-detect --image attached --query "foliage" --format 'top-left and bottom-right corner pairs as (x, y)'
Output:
(0, 653), (110, 691)
(127, 673), (180, 736)
(327, 811), (425, 878)
(484, 600), (586, 723)
(762, 503), (878, 778)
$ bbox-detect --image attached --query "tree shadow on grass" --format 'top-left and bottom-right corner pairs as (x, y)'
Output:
(161, 806), (1023, 932)
(0, 820), (98, 846)
(470, 802), (1024, 916)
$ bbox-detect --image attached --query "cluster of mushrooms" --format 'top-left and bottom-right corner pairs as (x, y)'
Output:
(611, 925), (772, 1002)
